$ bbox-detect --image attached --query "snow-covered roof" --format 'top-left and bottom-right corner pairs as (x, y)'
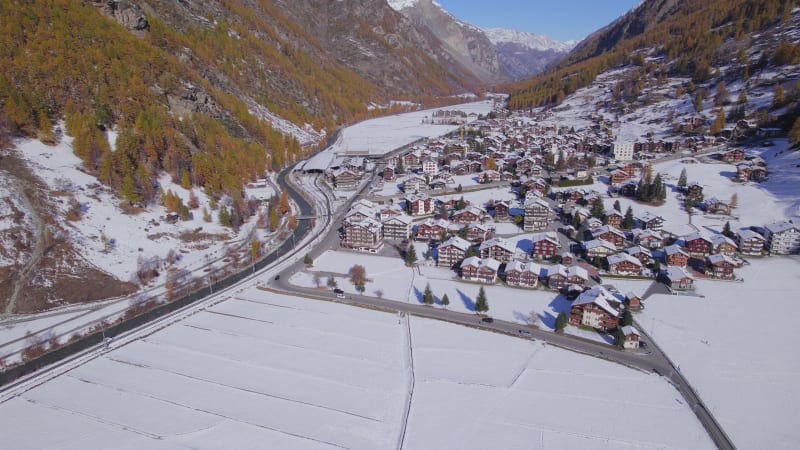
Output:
(665, 265), (694, 280)
(621, 325), (640, 337)
(479, 237), (515, 253)
(765, 221), (799, 234)
(566, 265), (589, 280)
(737, 229), (765, 241)
(440, 236), (472, 252)
(532, 231), (560, 244)
(707, 253), (737, 266)
(383, 214), (412, 225)
(607, 252), (643, 267)
(584, 239), (617, 251)
(665, 244), (689, 256)
(573, 286), (620, 317)
(709, 234), (737, 247)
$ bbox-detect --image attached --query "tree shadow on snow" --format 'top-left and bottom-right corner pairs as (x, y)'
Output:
(412, 286), (424, 304)
(539, 311), (556, 329)
(718, 170), (736, 178)
(456, 289), (475, 311)
(548, 293), (572, 315)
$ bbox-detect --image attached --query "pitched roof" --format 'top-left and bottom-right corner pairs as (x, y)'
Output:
(573, 286), (621, 317)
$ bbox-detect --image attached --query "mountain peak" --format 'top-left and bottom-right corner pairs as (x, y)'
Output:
(481, 27), (578, 52)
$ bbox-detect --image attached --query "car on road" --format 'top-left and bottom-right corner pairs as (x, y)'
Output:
(481, 317), (493, 323)
(518, 329), (531, 335)
(274, 275), (280, 281)
(333, 288), (345, 299)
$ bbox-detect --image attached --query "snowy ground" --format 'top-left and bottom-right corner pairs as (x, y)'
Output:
(638, 256), (800, 450)
(0, 288), (712, 449)
(296, 250), (619, 344)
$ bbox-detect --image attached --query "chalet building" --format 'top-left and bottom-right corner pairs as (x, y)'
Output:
(342, 218), (383, 253)
(403, 175), (427, 193)
(582, 217), (604, 232)
(332, 168), (360, 189)
(451, 206), (484, 225)
(504, 260), (542, 288)
(515, 157), (536, 173)
(584, 239), (617, 259)
(479, 237), (516, 263)
(415, 218), (453, 241)
(709, 234), (738, 256)
(737, 229), (766, 256)
(442, 198), (467, 211)
(460, 257), (500, 284)
(344, 204), (378, 225)
(662, 266), (695, 290)
(722, 148), (746, 163)
(437, 236), (472, 268)
(610, 168), (633, 185)
(618, 180), (638, 198)
(635, 212), (664, 232)
(607, 253), (644, 276)
(625, 246), (652, 266)
(569, 286), (621, 332)
(736, 162), (768, 182)
(706, 253), (737, 280)
(633, 229), (664, 249)
(382, 214), (412, 240)
(429, 179), (447, 191)
(546, 264), (569, 290)
(566, 265), (590, 287)
(764, 221), (800, 255)
(686, 182), (704, 200)
(592, 225), (626, 248)
(493, 201), (510, 222)
(624, 292), (643, 311)
(621, 326), (641, 349)
(560, 252), (575, 266)
(524, 198), (550, 232)
(466, 223), (493, 243)
(479, 170), (502, 183)
(531, 232), (560, 259)
(705, 197), (731, 215)
(405, 193), (435, 216)
(665, 244), (690, 267)
(383, 166), (396, 182)
(684, 232), (713, 258)
(605, 210), (623, 229)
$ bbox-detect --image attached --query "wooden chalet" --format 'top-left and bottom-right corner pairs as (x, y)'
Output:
(504, 260), (541, 288)
(592, 225), (626, 248)
(382, 214), (412, 240)
(405, 193), (435, 216)
(460, 257), (500, 284)
(709, 234), (738, 256)
(607, 253), (644, 276)
(415, 218), (453, 241)
(569, 286), (621, 332)
(546, 264), (569, 290)
(479, 237), (515, 263)
(584, 239), (617, 259)
(633, 229), (664, 249)
(621, 326), (641, 349)
(684, 232), (713, 257)
(664, 244), (689, 266)
(342, 218), (383, 253)
(662, 266), (694, 290)
(524, 198), (550, 232)
(737, 229), (765, 256)
(451, 206), (484, 225)
(531, 232), (560, 259)
(705, 253), (737, 280)
(466, 223), (493, 243)
(493, 201), (510, 222)
(437, 236), (472, 268)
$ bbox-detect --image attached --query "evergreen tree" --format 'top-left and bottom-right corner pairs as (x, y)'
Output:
(396, 157), (405, 175)
(218, 205), (231, 227)
(613, 200), (621, 212)
(475, 286), (489, 313)
(555, 312), (568, 333)
(405, 244), (418, 266)
(423, 283), (434, 305)
(590, 198), (605, 219)
(678, 168), (688, 189)
(442, 293), (450, 308)
(327, 274), (337, 289)
(614, 328), (626, 349)
(722, 221), (734, 239)
(622, 206), (635, 229)
(621, 308), (633, 327)
(457, 196), (467, 210)
(456, 184), (463, 193)
(304, 253), (313, 266)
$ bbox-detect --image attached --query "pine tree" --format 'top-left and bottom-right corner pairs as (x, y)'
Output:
(621, 308), (633, 327)
(614, 328), (626, 349)
(722, 221), (734, 238)
(442, 294), (450, 308)
(590, 198), (605, 219)
(555, 312), (567, 333)
(678, 168), (688, 189)
(327, 274), (337, 289)
(423, 283), (434, 305)
(622, 206), (635, 229)
(457, 196), (467, 210)
(218, 205), (231, 227)
(304, 253), (313, 266)
(405, 244), (418, 266)
(475, 286), (489, 313)
(396, 157), (405, 174)
(613, 200), (621, 212)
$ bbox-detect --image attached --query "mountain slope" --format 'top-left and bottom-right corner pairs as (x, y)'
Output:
(388, 0), (510, 85)
(482, 28), (576, 80)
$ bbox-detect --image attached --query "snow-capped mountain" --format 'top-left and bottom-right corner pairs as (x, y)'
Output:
(482, 27), (578, 53)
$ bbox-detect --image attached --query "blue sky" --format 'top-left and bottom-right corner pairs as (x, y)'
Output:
(434, 0), (642, 42)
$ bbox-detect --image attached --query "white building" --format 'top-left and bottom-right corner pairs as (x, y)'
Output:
(764, 221), (800, 254)
(422, 158), (439, 176)
(613, 142), (634, 161)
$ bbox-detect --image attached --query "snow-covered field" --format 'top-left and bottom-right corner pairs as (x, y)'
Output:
(638, 256), (800, 450)
(0, 288), (712, 449)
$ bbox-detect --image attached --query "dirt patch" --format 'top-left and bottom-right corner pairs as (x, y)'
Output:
(179, 228), (230, 243)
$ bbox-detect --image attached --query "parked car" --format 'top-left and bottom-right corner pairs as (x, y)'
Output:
(481, 317), (494, 323)
(333, 288), (345, 299)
